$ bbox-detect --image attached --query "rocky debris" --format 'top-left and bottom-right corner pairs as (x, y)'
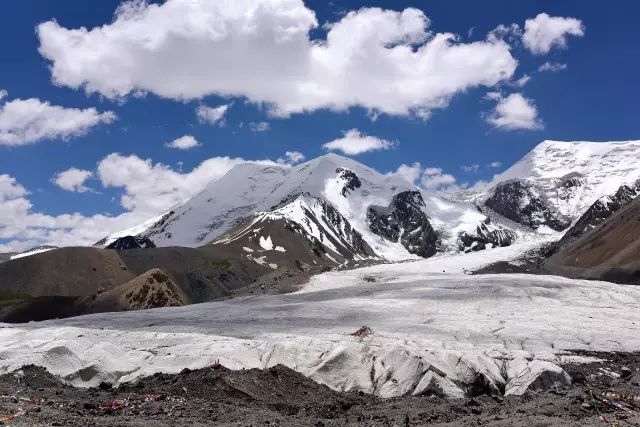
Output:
(558, 182), (640, 247)
(106, 235), (156, 250)
(350, 326), (373, 337)
(2, 352), (640, 426)
(485, 180), (571, 231)
(336, 167), (362, 197)
(458, 218), (516, 252)
(368, 191), (438, 258)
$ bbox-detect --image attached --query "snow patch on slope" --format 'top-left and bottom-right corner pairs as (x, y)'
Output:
(9, 247), (56, 260)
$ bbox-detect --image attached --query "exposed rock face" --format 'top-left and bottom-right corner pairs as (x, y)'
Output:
(106, 236), (156, 250)
(122, 269), (186, 310)
(485, 180), (571, 231)
(458, 219), (517, 252)
(216, 194), (376, 266)
(304, 197), (375, 259)
(85, 268), (188, 313)
(559, 182), (640, 246)
(367, 191), (438, 258)
(336, 167), (362, 197)
(557, 173), (585, 200)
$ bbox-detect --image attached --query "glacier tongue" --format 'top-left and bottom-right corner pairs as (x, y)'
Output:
(2, 245), (639, 398)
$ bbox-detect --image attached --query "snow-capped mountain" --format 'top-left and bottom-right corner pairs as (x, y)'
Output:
(101, 140), (640, 264)
(101, 153), (440, 262)
(482, 140), (640, 220)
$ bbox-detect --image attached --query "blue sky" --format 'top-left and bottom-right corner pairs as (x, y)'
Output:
(0, 0), (638, 251)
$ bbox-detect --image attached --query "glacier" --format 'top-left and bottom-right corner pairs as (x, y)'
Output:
(1, 240), (639, 398)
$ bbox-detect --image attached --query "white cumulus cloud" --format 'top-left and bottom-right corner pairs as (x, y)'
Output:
(388, 163), (457, 191)
(0, 98), (115, 146)
(0, 153), (292, 252)
(37, 0), (517, 118)
(522, 13), (584, 55)
(97, 154), (273, 215)
(323, 129), (396, 155)
(486, 92), (543, 131)
(53, 168), (94, 192)
(249, 121), (270, 132)
(421, 167), (457, 190)
(538, 62), (568, 72)
(196, 104), (229, 126)
(461, 164), (480, 173)
(166, 135), (201, 150)
(277, 151), (305, 165)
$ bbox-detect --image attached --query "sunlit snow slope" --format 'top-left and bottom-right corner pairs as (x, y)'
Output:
(484, 140), (640, 218)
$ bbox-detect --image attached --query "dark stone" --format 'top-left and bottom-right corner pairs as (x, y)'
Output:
(485, 180), (571, 231)
(367, 191), (438, 258)
(106, 235), (156, 250)
(458, 218), (516, 252)
(98, 382), (112, 390)
(336, 168), (362, 197)
(559, 182), (640, 247)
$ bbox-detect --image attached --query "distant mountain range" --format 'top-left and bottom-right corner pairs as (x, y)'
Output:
(99, 139), (640, 263)
(2, 139), (640, 321)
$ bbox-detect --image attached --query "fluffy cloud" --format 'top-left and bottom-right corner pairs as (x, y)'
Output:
(0, 154), (285, 251)
(488, 161), (502, 168)
(323, 129), (396, 155)
(249, 121), (270, 132)
(37, 0), (517, 118)
(522, 13), (584, 55)
(0, 172), (148, 252)
(0, 98), (115, 146)
(97, 154), (276, 215)
(196, 104), (229, 125)
(538, 62), (567, 72)
(488, 23), (522, 45)
(277, 151), (305, 165)
(166, 135), (201, 150)
(421, 167), (457, 190)
(390, 162), (422, 184)
(486, 93), (543, 131)
(461, 164), (479, 173)
(512, 74), (531, 87)
(388, 163), (456, 191)
(53, 168), (93, 192)
(0, 89), (7, 100)
(0, 174), (28, 200)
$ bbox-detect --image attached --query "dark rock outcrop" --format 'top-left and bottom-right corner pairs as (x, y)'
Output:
(458, 219), (516, 252)
(485, 180), (570, 231)
(558, 182), (640, 247)
(336, 168), (362, 197)
(106, 236), (156, 250)
(367, 191), (438, 258)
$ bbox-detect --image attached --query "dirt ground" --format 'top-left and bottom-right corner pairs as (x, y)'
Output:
(1, 351), (639, 426)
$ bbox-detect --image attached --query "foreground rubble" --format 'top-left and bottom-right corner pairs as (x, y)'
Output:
(1, 352), (639, 426)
